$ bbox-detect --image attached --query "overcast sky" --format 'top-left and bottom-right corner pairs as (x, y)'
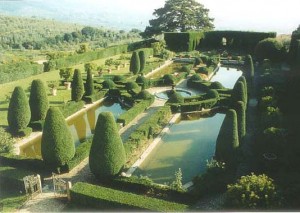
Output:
(88, 0), (299, 34)
(1, 0), (299, 34)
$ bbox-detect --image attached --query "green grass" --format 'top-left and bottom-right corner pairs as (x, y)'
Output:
(0, 191), (27, 212)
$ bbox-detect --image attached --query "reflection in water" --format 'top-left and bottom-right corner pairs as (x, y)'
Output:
(134, 114), (225, 184)
(210, 67), (242, 89)
(19, 100), (126, 158)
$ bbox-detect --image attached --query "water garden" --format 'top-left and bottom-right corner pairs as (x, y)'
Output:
(1, 23), (300, 211)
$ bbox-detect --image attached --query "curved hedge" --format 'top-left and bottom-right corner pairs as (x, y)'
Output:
(231, 81), (246, 106)
(89, 112), (126, 179)
(235, 101), (246, 141)
(85, 70), (94, 96)
(113, 75), (126, 83)
(41, 107), (75, 168)
(71, 69), (84, 102)
(210, 81), (224, 89)
(7, 86), (31, 135)
(130, 51), (140, 75)
(136, 90), (153, 100)
(29, 79), (49, 122)
(215, 109), (239, 166)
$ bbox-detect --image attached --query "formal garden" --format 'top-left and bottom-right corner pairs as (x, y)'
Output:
(1, 0), (300, 212)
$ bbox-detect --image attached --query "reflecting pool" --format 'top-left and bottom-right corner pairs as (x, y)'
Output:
(134, 113), (225, 184)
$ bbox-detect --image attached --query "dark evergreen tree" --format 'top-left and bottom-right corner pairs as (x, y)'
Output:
(142, 0), (214, 37)
(89, 112), (126, 179)
(235, 101), (246, 142)
(71, 69), (84, 101)
(85, 69), (94, 96)
(41, 107), (75, 167)
(215, 109), (239, 166)
(29, 79), (49, 122)
(244, 55), (254, 81)
(7, 86), (30, 134)
(139, 50), (146, 73)
(129, 51), (140, 75)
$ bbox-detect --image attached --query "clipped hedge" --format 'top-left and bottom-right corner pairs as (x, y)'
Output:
(60, 101), (85, 118)
(63, 140), (92, 172)
(70, 182), (188, 211)
(124, 106), (172, 164)
(0, 166), (34, 192)
(200, 30), (276, 53)
(0, 61), (43, 84)
(171, 98), (218, 113)
(116, 98), (154, 126)
(82, 90), (107, 104)
(111, 176), (197, 205)
(164, 32), (204, 52)
(215, 109), (239, 166)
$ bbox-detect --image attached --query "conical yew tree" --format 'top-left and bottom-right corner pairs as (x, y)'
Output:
(71, 69), (84, 102)
(85, 69), (94, 96)
(7, 86), (30, 134)
(29, 79), (49, 122)
(129, 51), (140, 75)
(89, 112), (126, 179)
(139, 50), (146, 73)
(41, 107), (75, 167)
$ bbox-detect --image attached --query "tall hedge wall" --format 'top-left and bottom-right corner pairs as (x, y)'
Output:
(200, 31), (276, 53)
(164, 32), (204, 52)
(215, 109), (239, 166)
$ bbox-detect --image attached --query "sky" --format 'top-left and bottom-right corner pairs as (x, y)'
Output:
(65, 0), (300, 34)
(0, 0), (299, 34)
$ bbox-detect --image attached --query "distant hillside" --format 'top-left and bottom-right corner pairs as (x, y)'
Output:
(0, 14), (141, 52)
(0, 0), (151, 31)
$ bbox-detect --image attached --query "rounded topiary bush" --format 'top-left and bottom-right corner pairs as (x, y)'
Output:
(181, 65), (190, 73)
(206, 89), (219, 99)
(102, 79), (116, 89)
(197, 67), (209, 75)
(137, 90), (153, 100)
(189, 74), (202, 81)
(85, 69), (94, 96)
(125, 81), (140, 90)
(130, 51), (140, 75)
(29, 79), (49, 122)
(135, 75), (148, 89)
(71, 69), (84, 102)
(225, 173), (282, 209)
(163, 74), (175, 85)
(89, 112), (126, 179)
(167, 91), (184, 103)
(210, 81), (224, 89)
(255, 38), (284, 62)
(235, 101), (246, 142)
(215, 109), (239, 166)
(7, 86), (31, 134)
(113, 75), (126, 83)
(194, 57), (202, 67)
(139, 50), (146, 72)
(41, 107), (75, 167)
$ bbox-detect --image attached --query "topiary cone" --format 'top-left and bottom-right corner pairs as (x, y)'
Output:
(89, 112), (126, 180)
(41, 107), (75, 167)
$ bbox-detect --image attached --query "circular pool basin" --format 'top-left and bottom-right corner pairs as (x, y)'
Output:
(155, 89), (193, 100)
